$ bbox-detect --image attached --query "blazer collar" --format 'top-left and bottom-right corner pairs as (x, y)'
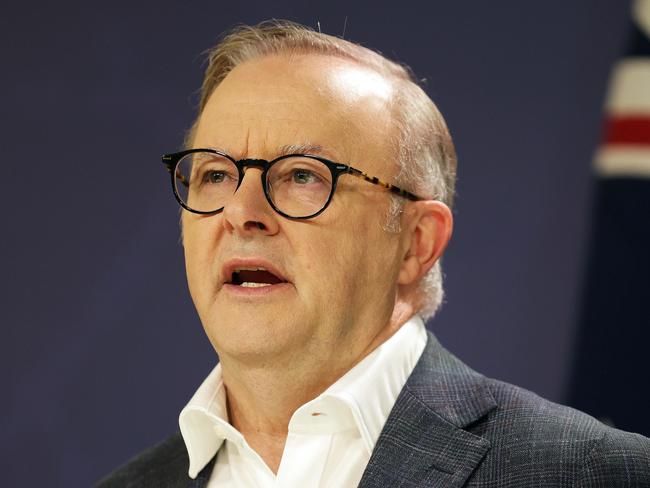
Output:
(358, 332), (497, 488)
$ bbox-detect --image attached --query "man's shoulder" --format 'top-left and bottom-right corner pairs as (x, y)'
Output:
(485, 376), (605, 435)
(476, 377), (650, 485)
(416, 333), (649, 448)
(399, 335), (650, 486)
(483, 376), (646, 444)
(94, 433), (189, 488)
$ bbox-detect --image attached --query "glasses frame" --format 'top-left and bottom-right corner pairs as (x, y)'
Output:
(162, 148), (424, 219)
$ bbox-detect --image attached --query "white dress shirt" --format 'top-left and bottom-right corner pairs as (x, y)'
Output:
(179, 315), (428, 487)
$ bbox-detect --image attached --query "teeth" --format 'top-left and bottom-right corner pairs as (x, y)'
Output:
(241, 282), (272, 288)
(235, 267), (267, 272)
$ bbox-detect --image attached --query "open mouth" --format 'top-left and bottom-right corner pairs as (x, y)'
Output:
(227, 268), (286, 288)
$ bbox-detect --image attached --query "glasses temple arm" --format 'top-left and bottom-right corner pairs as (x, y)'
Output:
(346, 167), (423, 201)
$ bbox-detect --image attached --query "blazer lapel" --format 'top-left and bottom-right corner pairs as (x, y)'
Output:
(358, 332), (497, 488)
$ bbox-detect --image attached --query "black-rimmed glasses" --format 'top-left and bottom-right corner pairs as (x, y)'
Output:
(161, 148), (424, 219)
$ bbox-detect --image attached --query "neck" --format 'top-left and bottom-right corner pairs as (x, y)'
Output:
(219, 299), (416, 473)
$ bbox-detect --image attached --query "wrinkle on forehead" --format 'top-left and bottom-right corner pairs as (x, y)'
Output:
(207, 53), (396, 117)
(194, 53), (397, 174)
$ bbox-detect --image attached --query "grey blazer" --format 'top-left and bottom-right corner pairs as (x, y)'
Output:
(97, 333), (650, 487)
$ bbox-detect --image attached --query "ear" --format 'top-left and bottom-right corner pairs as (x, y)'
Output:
(397, 200), (453, 286)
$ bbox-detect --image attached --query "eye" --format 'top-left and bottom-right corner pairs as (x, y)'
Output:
(203, 170), (227, 184)
(291, 168), (322, 184)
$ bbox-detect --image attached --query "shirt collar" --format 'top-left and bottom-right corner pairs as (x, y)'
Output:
(178, 364), (232, 478)
(179, 315), (427, 479)
(315, 314), (427, 452)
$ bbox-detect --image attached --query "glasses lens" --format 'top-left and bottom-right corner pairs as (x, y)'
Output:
(267, 156), (333, 217)
(175, 151), (239, 212)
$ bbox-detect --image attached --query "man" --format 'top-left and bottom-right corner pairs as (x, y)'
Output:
(98, 20), (650, 487)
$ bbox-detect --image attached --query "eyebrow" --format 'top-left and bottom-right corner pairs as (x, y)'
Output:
(196, 143), (343, 163)
(278, 142), (327, 156)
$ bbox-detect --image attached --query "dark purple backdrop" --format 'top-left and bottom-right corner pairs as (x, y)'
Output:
(2, 1), (632, 485)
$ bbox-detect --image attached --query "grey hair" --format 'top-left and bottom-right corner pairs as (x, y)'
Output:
(187, 19), (457, 319)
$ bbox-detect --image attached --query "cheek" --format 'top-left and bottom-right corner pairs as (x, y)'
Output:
(182, 217), (219, 297)
(337, 213), (401, 291)
(297, 215), (379, 297)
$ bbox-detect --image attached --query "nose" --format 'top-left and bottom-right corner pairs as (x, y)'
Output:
(221, 167), (280, 236)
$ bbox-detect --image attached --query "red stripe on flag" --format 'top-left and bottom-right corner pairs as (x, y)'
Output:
(603, 116), (650, 145)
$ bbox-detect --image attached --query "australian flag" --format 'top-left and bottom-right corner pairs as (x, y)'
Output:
(568, 0), (650, 436)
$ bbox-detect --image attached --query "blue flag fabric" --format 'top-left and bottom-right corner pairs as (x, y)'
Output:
(568, 0), (650, 436)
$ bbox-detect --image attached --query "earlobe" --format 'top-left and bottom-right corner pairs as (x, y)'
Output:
(397, 201), (453, 285)
(397, 254), (421, 285)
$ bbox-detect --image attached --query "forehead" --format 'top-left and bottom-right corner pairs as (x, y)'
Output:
(194, 54), (398, 174)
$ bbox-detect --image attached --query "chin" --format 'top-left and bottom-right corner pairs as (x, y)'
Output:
(203, 313), (305, 363)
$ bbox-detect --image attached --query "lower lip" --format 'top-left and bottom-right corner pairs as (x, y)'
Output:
(222, 282), (293, 297)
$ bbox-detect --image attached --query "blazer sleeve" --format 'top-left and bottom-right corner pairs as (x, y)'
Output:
(576, 429), (650, 487)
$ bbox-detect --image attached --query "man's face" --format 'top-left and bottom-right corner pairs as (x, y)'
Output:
(183, 54), (409, 374)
